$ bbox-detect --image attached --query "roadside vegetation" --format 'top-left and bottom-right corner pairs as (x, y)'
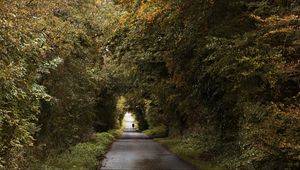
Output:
(156, 137), (222, 170)
(144, 125), (168, 138)
(31, 130), (121, 170)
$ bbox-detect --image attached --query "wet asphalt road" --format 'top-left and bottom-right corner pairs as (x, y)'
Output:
(100, 114), (196, 170)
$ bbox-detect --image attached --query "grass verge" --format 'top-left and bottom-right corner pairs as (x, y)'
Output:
(143, 125), (167, 138)
(155, 137), (224, 170)
(32, 130), (122, 170)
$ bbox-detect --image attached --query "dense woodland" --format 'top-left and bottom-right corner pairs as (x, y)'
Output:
(1, 0), (300, 169)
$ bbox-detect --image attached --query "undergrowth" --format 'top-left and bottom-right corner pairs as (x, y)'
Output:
(155, 134), (224, 170)
(31, 130), (121, 170)
(143, 125), (167, 138)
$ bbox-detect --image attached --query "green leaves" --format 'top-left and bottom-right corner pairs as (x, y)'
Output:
(0, 0), (125, 169)
(105, 0), (300, 169)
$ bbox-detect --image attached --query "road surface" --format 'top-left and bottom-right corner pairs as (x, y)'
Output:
(100, 113), (196, 170)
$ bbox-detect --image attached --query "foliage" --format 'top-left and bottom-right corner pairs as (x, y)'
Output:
(156, 137), (223, 170)
(31, 130), (121, 170)
(106, 0), (300, 169)
(1, 0), (300, 169)
(143, 125), (168, 138)
(0, 0), (124, 169)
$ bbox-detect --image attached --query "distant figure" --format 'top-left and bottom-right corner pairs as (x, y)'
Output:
(132, 123), (135, 128)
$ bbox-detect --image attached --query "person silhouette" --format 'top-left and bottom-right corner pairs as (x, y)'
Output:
(132, 123), (134, 128)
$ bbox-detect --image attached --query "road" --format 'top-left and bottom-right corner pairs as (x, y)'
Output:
(100, 113), (196, 170)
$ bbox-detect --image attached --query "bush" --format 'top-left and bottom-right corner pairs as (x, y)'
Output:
(156, 135), (223, 170)
(31, 130), (121, 170)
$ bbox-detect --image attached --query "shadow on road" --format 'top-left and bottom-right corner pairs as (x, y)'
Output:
(120, 128), (152, 139)
(100, 113), (196, 170)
